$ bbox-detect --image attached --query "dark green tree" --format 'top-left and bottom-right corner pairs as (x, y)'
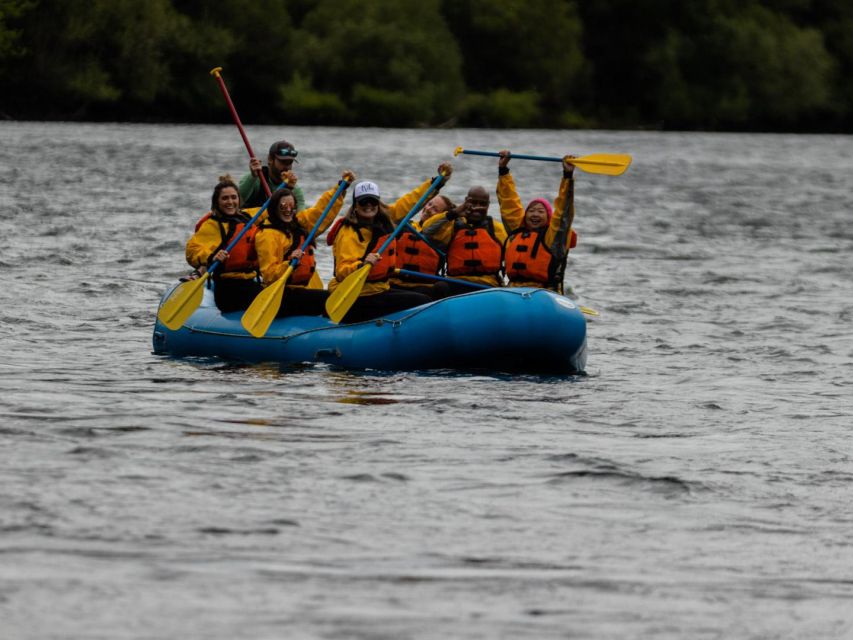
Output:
(283, 0), (465, 126)
(0, 0), (30, 59)
(442, 0), (587, 126)
(649, 2), (835, 128)
(171, 0), (295, 123)
(805, 0), (853, 128)
(1, 0), (851, 130)
(579, 0), (836, 129)
(1, 0), (221, 119)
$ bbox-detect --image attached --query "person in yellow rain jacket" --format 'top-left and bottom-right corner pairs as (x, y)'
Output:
(254, 170), (355, 317)
(421, 185), (508, 296)
(185, 175), (264, 313)
(390, 194), (455, 299)
(326, 162), (453, 323)
(497, 151), (578, 294)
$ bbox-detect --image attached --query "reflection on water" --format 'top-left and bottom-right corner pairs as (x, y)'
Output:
(336, 393), (405, 405)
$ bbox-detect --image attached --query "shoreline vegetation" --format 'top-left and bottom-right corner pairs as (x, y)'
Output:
(2, 0), (852, 133)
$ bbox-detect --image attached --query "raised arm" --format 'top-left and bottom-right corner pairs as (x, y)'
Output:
(496, 150), (526, 232)
(545, 157), (577, 251)
(296, 170), (355, 236)
(388, 162), (453, 223)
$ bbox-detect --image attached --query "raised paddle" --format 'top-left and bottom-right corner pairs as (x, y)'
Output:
(210, 66), (272, 198)
(157, 193), (277, 330)
(453, 147), (632, 176)
(325, 174), (446, 323)
(394, 269), (599, 316)
(241, 178), (351, 338)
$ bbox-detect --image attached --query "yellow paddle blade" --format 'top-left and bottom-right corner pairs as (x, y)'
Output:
(157, 274), (209, 330)
(569, 154), (632, 176)
(325, 264), (372, 323)
(307, 270), (324, 290)
(240, 266), (293, 338)
(580, 306), (599, 317)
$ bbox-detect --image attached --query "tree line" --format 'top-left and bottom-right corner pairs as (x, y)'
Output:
(1, 0), (852, 131)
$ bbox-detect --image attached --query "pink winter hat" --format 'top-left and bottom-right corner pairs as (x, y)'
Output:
(526, 198), (553, 222)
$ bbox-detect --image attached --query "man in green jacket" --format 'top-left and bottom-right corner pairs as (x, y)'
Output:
(239, 140), (306, 210)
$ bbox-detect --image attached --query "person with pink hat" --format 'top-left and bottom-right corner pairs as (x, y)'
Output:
(496, 150), (579, 294)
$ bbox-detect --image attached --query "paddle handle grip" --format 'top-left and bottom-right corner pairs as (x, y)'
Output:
(455, 148), (563, 163)
(375, 174), (445, 257)
(210, 67), (272, 198)
(289, 179), (351, 268)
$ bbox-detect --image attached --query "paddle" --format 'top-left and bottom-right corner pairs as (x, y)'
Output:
(210, 66), (272, 199)
(241, 178), (351, 338)
(307, 271), (324, 289)
(157, 193), (277, 330)
(403, 222), (446, 258)
(325, 174), (447, 323)
(158, 67), (276, 331)
(394, 269), (599, 317)
(453, 147), (632, 176)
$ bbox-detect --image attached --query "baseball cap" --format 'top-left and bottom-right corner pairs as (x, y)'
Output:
(353, 181), (381, 202)
(269, 140), (298, 161)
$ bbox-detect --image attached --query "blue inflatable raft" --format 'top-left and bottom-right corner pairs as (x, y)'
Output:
(152, 284), (587, 374)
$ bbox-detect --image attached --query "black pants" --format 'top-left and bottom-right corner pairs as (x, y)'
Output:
(213, 277), (263, 313)
(342, 289), (431, 323)
(276, 287), (329, 318)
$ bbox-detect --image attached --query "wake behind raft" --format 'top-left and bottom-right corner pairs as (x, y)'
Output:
(152, 284), (587, 374)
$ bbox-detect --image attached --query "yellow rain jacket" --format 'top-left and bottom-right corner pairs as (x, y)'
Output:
(255, 184), (346, 287)
(328, 179), (434, 297)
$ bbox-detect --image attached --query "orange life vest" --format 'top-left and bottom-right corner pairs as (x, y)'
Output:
(395, 228), (443, 275)
(504, 228), (557, 286)
(446, 219), (503, 277)
(363, 232), (397, 282)
(504, 227), (578, 290)
(195, 211), (258, 274)
(287, 244), (316, 285)
(330, 218), (397, 283)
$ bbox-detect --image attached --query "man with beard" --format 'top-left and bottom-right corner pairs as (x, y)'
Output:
(421, 185), (508, 296)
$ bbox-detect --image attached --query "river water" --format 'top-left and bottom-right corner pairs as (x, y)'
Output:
(1, 121), (852, 639)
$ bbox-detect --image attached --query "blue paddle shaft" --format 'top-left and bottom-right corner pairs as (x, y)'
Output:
(288, 179), (349, 268)
(461, 149), (562, 163)
(397, 269), (489, 289)
(375, 174), (445, 257)
(403, 222), (446, 258)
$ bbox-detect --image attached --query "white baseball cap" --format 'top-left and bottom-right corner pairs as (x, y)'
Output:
(353, 181), (380, 202)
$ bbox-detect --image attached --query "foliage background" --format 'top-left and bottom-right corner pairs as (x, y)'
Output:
(1, 0), (851, 130)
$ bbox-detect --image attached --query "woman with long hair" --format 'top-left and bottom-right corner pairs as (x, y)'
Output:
(254, 171), (354, 317)
(185, 175), (263, 313)
(326, 162), (452, 323)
